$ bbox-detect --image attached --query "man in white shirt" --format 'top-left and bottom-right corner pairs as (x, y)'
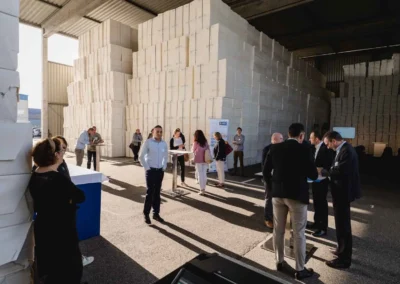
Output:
(139, 125), (169, 224)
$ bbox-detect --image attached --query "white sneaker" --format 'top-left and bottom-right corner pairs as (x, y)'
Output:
(198, 190), (205, 196)
(196, 180), (199, 184)
(82, 255), (94, 267)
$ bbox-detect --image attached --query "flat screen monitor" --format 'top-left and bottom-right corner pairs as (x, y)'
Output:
(332, 127), (356, 139)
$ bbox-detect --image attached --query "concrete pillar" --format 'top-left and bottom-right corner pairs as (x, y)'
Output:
(42, 34), (49, 137)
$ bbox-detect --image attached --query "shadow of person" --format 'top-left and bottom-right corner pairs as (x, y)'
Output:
(79, 236), (158, 284)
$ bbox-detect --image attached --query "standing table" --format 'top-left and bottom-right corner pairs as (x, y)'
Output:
(257, 171), (325, 259)
(163, 150), (192, 197)
(68, 164), (108, 241)
(94, 144), (105, 172)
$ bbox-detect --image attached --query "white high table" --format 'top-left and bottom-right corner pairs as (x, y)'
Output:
(164, 150), (192, 197)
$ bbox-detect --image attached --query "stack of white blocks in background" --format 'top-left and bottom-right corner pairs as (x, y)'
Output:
(126, 0), (331, 165)
(64, 19), (138, 157)
(332, 55), (400, 154)
(0, 1), (34, 283)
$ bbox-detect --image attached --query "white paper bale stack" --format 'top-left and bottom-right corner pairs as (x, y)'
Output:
(64, 20), (138, 157)
(0, 1), (34, 283)
(126, 0), (331, 164)
(333, 55), (400, 154)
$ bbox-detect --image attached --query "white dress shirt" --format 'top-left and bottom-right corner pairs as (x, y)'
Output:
(139, 138), (169, 171)
(314, 141), (323, 160)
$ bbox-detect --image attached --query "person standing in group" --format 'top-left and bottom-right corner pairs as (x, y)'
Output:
(323, 131), (361, 269)
(139, 125), (169, 225)
(192, 130), (210, 195)
(87, 126), (103, 171)
(75, 128), (94, 167)
(262, 132), (283, 229)
(232, 127), (246, 176)
(265, 123), (318, 280)
(213, 132), (226, 188)
(308, 131), (335, 237)
(131, 129), (143, 163)
(170, 128), (187, 187)
(29, 138), (86, 284)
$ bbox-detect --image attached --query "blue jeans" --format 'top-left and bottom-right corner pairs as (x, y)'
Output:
(143, 169), (164, 215)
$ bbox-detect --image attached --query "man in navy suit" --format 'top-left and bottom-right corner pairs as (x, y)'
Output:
(323, 131), (361, 269)
(308, 131), (335, 237)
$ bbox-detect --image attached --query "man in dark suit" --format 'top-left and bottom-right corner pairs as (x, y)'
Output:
(265, 123), (318, 280)
(323, 131), (361, 269)
(308, 131), (335, 237)
(262, 133), (283, 229)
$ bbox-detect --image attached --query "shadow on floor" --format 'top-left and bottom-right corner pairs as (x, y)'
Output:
(80, 236), (158, 284)
(151, 223), (325, 284)
(102, 178), (168, 204)
(160, 191), (265, 233)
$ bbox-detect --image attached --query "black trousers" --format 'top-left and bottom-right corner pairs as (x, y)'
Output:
(264, 180), (273, 221)
(143, 169), (164, 215)
(178, 155), (185, 182)
(332, 191), (352, 263)
(132, 144), (141, 161)
(87, 150), (96, 171)
(233, 151), (244, 174)
(311, 180), (329, 230)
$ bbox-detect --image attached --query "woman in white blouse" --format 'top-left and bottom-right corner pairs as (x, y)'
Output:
(170, 128), (187, 187)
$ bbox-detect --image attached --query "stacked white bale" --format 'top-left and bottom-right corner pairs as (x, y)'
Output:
(64, 19), (138, 157)
(0, 1), (34, 283)
(127, 0), (331, 164)
(334, 55), (400, 154)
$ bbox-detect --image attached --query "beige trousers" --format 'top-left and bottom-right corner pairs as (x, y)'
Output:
(273, 197), (308, 271)
(75, 149), (84, 166)
(215, 161), (225, 184)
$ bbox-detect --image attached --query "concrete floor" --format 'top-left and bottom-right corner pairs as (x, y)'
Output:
(63, 153), (400, 284)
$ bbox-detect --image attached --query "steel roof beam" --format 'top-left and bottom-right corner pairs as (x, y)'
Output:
(41, 0), (108, 37)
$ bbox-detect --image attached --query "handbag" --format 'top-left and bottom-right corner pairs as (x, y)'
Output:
(225, 142), (233, 156)
(184, 153), (190, 162)
(204, 149), (212, 164)
(129, 143), (134, 150)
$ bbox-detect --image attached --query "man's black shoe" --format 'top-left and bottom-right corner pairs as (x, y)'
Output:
(329, 248), (339, 256)
(312, 229), (327, 237)
(276, 261), (289, 272)
(295, 268), (314, 280)
(144, 214), (151, 224)
(231, 172), (237, 176)
(306, 222), (317, 230)
(153, 214), (165, 223)
(326, 258), (351, 269)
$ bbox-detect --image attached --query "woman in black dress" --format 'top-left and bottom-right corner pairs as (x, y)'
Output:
(29, 138), (85, 284)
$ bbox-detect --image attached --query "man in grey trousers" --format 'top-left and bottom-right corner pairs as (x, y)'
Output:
(232, 127), (245, 176)
(75, 128), (94, 166)
(264, 123), (318, 280)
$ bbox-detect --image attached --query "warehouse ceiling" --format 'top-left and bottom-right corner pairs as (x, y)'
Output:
(20, 0), (400, 57)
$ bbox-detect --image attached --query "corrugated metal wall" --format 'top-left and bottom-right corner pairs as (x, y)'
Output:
(47, 61), (73, 136)
(304, 46), (400, 96)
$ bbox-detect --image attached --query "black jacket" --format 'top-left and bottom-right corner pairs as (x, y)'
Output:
(213, 139), (226, 161)
(261, 144), (272, 182)
(314, 143), (335, 171)
(32, 160), (71, 180)
(265, 139), (318, 204)
(170, 137), (185, 150)
(329, 142), (361, 202)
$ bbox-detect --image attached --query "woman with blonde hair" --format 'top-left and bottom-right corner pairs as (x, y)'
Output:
(192, 130), (209, 195)
(29, 138), (85, 284)
(213, 132), (226, 187)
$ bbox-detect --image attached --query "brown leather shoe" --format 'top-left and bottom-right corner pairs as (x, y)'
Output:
(265, 220), (274, 229)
